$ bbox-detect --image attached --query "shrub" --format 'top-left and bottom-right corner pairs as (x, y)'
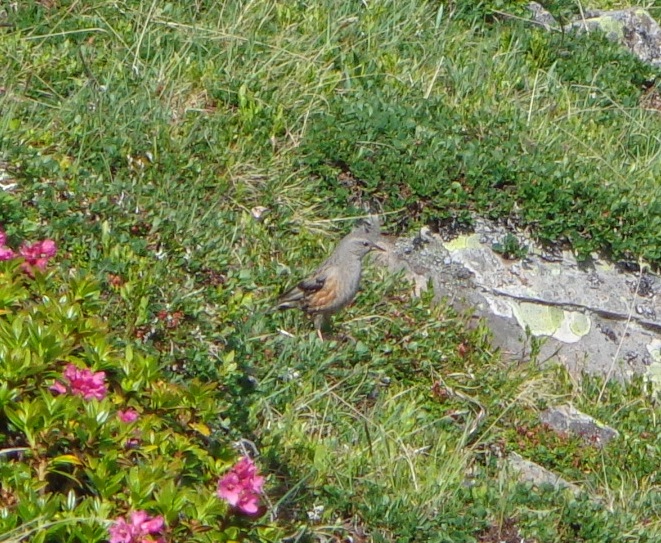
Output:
(0, 256), (279, 542)
(299, 27), (661, 265)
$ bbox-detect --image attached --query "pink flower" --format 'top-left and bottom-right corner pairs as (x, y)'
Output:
(0, 231), (58, 273)
(236, 491), (260, 515)
(217, 472), (242, 506)
(233, 456), (265, 492)
(124, 436), (141, 449)
(64, 364), (107, 400)
(50, 364), (107, 401)
(20, 239), (57, 260)
(49, 381), (67, 395)
(108, 510), (165, 543)
(117, 409), (139, 423)
(217, 456), (265, 515)
(19, 239), (57, 276)
(0, 245), (13, 261)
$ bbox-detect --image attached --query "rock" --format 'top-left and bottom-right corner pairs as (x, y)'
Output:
(527, 4), (661, 68)
(540, 404), (619, 447)
(567, 9), (661, 67)
(507, 452), (580, 493)
(645, 338), (661, 390)
(527, 2), (558, 30)
(379, 216), (661, 388)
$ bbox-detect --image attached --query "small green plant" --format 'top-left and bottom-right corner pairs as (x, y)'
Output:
(492, 233), (528, 260)
(452, 0), (532, 23)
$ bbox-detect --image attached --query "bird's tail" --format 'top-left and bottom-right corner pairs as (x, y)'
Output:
(270, 286), (304, 312)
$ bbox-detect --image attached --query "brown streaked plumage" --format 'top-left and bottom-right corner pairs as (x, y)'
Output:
(275, 234), (385, 338)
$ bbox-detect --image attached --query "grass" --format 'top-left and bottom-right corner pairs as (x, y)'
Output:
(1, 0), (661, 541)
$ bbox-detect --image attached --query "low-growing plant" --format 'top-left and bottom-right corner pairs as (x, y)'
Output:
(299, 23), (661, 266)
(0, 241), (280, 542)
(492, 233), (528, 260)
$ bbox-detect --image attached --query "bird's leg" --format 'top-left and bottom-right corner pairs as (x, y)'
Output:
(314, 313), (331, 341)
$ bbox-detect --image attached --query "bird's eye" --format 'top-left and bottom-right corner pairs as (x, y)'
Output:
(362, 240), (370, 247)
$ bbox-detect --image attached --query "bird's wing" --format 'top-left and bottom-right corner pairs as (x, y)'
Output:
(297, 275), (326, 293)
(276, 271), (327, 309)
(303, 273), (339, 313)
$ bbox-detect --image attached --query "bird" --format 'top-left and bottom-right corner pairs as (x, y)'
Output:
(275, 233), (386, 339)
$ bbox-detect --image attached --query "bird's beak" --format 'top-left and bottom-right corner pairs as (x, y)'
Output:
(372, 241), (387, 252)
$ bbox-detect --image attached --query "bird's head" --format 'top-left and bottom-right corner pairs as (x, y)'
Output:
(343, 236), (387, 259)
